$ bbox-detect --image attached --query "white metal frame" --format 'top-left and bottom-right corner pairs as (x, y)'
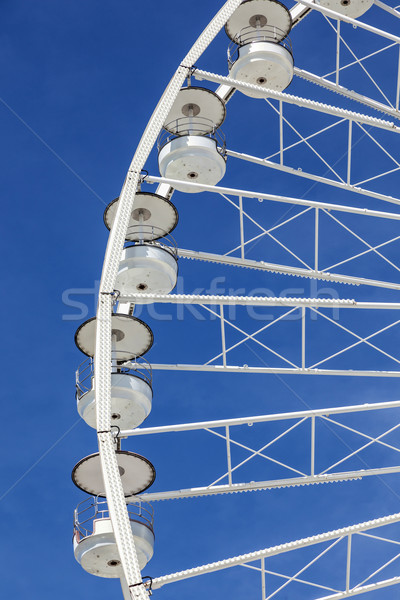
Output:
(151, 512), (400, 599)
(146, 176), (400, 290)
(88, 1), (400, 598)
(93, 1), (245, 598)
(119, 293), (400, 376)
(122, 401), (400, 500)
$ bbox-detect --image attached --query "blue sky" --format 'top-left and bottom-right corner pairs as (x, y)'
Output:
(1, 1), (400, 599)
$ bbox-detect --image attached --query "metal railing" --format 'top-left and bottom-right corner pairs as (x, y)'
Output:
(158, 116), (226, 159)
(76, 352), (152, 399)
(74, 495), (154, 542)
(123, 224), (178, 258)
(228, 25), (293, 68)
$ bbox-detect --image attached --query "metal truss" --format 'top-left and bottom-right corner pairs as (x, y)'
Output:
(89, 2), (400, 599)
(213, 3), (400, 119)
(293, 6), (400, 118)
(121, 400), (400, 500)
(146, 175), (400, 216)
(298, 0), (400, 42)
(375, 0), (400, 19)
(293, 66), (400, 120)
(192, 71), (400, 207)
(146, 176), (400, 290)
(121, 293), (400, 376)
(151, 512), (400, 599)
(178, 250), (400, 291)
(191, 3), (400, 202)
(319, 16), (399, 110)
(91, 1), (245, 597)
(194, 70), (400, 132)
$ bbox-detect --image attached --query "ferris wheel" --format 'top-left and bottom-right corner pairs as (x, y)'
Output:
(70, 1), (400, 599)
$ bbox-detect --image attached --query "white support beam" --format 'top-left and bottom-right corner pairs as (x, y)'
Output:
(226, 149), (400, 207)
(220, 304), (227, 368)
(323, 16), (394, 109)
(121, 400), (400, 437)
(346, 534), (352, 593)
(314, 208), (319, 271)
(225, 425), (233, 486)
(120, 294), (400, 311)
(311, 415), (316, 476)
(120, 577), (133, 600)
(138, 467), (400, 501)
(194, 70), (400, 133)
(126, 401), (400, 500)
(119, 293), (362, 307)
(149, 364), (400, 376)
(291, 1), (313, 25)
(396, 45), (400, 111)
(297, 0), (400, 42)
(239, 196), (245, 259)
(177, 249), (400, 290)
(151, 513), (400, 588)
(261, 557), (266, 600)
(155, 182), (174, 200)
(302, 307), (306, 369)
(294, 67), (400, 119)
(336, 20), (341, 86)
(314, 577), (400, 599)
(146, 175), (400, 217)
(279, 101), (284, 165)
(375, 0), (400, 17)
(347, 121), (352, 185)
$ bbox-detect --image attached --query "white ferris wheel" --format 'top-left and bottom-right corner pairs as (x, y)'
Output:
(70, 1), (400, 599)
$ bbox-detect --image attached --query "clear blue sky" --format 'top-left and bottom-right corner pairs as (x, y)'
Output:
(1, 1), (400, 599)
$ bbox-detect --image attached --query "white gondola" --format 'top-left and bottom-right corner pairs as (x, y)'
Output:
(117, 233), (178, 299)
(158, 86), (227, 193)
(104, 192), (179, 299)
(226, 0), (294, 96)
(76, 355), (153, 430)
(74, 496), (154, 577)
(318, 0), (374, 18)
(74, 311), (154, 429)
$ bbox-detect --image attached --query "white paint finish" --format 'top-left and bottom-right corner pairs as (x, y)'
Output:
(104, 193), (178, 241)
(123, 400), (400, 436)
(116, 245), (178, 298)
(194, 69), (400, 132)
(230, 41), (294, 95)
(163, 87), (226, 133)
(319, 0), (374, 19)
(158, 135), (226, 192)
(72, 451), (156, 496)
(297, 0), (400, 42)
(75, 314), (153, 359)
(77, 372), (153, 431)
(151, 513), (400, 588)
(225, 0), (292, 41)
(176, 246), (400, 290)
(74, 518), (154, 576)
(150, 363), (400, 376)
(294, 66), (400, 119)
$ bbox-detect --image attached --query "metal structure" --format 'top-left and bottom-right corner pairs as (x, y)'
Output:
(71, 1), (400, 599)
